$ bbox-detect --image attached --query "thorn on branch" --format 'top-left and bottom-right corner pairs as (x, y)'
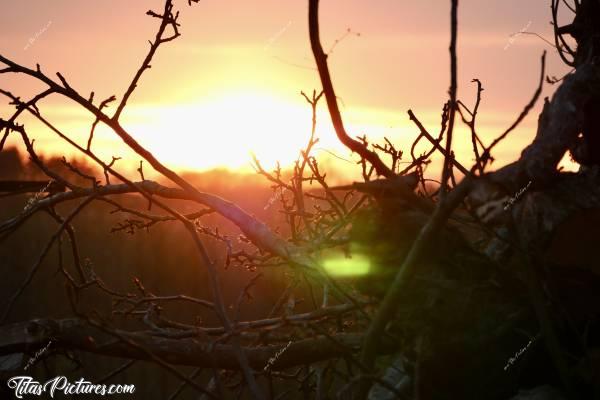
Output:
(55, 72), (72, 91)
(99, 95), (117, 110)
(61, 156), (99, 187)
(137, 160), (145, 181)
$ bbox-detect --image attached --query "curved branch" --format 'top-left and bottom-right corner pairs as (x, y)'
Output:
(307, 0), (393, 179)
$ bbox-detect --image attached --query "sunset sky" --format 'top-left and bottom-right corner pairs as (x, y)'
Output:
(0, 0), (574, 180)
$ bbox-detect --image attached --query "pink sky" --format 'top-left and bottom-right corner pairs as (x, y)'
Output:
(0, 0), (574, 179)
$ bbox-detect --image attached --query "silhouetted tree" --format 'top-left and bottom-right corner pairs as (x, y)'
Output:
(1, 1), (599, 399)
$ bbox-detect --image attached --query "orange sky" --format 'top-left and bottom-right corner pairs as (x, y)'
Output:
(0, 0), (575, 180)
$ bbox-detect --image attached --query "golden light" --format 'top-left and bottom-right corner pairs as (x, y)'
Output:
(15, 90), (550, 179)
(123, 92), (319, 172)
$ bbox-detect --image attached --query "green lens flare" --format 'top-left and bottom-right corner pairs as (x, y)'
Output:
(323, 253), (371, 277)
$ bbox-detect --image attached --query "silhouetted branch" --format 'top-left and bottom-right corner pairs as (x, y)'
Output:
(0, 318), (395, 370)
(481, 52), (546, 170)
(307, 0), (394, 179)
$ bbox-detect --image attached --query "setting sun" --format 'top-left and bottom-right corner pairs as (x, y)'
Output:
(128, 92), (318, 171)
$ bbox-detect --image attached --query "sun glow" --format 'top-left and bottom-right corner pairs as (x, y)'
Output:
(21, 90), (395, 179)
(121, 92), (326, 172)
(16, 90), (543, 180)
